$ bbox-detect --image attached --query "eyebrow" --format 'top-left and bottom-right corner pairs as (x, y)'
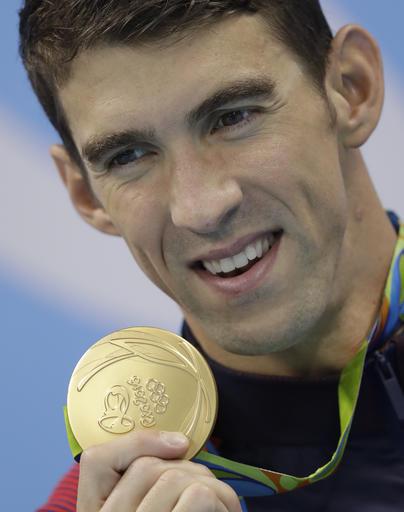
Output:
(186, 76), (277, 126)
(82, 128), (156, 167)
(82, 76), (277, 166)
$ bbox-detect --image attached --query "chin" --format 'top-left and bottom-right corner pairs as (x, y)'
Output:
(206, 323), (298, 356)
(206, 295), (326, 356)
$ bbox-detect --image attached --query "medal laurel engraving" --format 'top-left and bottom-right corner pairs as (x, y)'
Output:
(67, 327), (218, 459)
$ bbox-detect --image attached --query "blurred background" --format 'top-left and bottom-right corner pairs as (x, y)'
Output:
(1, 1), (403, 509)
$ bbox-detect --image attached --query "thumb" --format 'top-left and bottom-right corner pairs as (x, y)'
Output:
(78, 430), (189, 509)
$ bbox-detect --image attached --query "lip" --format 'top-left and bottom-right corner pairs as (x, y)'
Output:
(193, 231), (283, 296)
(190, 229), (280, 264)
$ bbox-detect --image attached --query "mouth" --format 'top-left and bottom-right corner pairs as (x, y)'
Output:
(191, 230), (283, 294)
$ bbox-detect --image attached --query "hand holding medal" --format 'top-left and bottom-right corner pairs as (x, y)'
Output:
(66, 327), (218, 460)
(66, 328), (245, 511)
(65, 321), (372, 505)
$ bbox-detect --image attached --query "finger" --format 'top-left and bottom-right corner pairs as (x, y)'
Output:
(136, 473), (241, 512)
(172, 484), (229, 512)
(77, 430), (189, 512)
(102, 458), (213, 512)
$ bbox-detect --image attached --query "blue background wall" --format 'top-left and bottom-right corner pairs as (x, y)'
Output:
(1, 1), (403, 509)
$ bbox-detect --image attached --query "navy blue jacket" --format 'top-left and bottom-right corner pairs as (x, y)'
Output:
(183, 322), (404, 511)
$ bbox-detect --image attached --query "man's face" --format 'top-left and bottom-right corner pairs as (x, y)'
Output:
(60, 15), (350, 355)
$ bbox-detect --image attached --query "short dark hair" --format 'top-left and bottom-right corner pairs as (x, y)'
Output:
(19, 0), (333, 172)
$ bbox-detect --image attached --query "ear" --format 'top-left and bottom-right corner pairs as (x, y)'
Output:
(325, 25), (384, 148)
(50, 144), (120, 236)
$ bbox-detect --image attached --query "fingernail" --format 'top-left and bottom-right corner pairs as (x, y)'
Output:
(160, 431), (188, 447)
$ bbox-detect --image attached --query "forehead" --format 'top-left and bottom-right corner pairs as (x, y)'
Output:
(60, 15), (300, 142)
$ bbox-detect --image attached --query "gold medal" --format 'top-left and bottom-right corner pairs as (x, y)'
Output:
(67, 327), (218, 459)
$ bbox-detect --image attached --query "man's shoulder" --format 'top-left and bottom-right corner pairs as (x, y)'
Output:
(36, 464), (79, 512)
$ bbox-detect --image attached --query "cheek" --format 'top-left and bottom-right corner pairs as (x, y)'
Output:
(239, 130), (347, 245)
(234, 133), (304, 204)
(111, 190), (176, 298)
(231, 133), (292, 188)
(273, 126), (343, 201)
(123, 204), (165, 260)
(97, 180), (168, 257)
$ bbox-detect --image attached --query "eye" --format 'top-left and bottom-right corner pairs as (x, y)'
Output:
(109, 147), (149, 168)
(211, 109), (258, 134)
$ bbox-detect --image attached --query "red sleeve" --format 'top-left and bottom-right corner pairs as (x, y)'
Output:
(36, 464), (79, 512)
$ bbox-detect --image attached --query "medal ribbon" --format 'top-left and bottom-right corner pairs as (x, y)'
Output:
(193, 220), (404, 497)
(64, 216), (404, 500)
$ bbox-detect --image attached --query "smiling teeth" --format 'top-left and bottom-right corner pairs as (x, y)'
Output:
(202, 234), (275, 275)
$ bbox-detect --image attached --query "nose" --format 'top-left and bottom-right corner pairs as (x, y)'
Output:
(169, 148), (243, 234)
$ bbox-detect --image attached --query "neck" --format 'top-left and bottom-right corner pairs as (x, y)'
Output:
(186, 151), (397, 378)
